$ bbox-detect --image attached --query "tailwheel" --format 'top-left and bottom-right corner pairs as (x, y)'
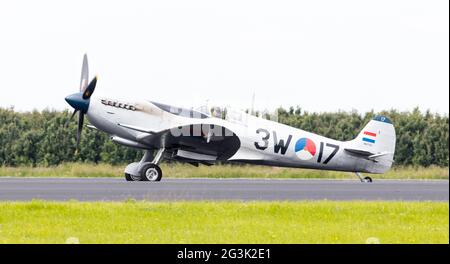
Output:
(125, 173), (141, 181)
(140, 163), (163, 182)
(355, 172), (373, 183)
(363, 176), (373, 183)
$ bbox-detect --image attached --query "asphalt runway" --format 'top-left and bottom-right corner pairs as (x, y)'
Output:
(0, 178), (448, 201)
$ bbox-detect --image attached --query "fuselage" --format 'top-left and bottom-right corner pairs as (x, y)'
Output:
(86, 96), (386, 174)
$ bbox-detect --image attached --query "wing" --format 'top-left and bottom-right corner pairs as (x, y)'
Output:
(118, 123), (241, 162)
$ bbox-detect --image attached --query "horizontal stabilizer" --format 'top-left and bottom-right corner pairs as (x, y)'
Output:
(344, 148), (375, 157)
(345, 148), (394, 162)
(368, 152), (394, 162)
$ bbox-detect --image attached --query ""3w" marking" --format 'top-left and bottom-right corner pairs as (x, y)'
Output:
(254, 129), (292, 155)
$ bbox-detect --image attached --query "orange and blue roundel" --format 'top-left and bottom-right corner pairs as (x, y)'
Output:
(295, 138), (316, 160)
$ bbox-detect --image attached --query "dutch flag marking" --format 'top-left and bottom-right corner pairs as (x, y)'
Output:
(362, 131), (377, 143)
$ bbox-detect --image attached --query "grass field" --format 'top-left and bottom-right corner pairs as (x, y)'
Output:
(0, 201), (447, 244)
(0, 163), (448, 180)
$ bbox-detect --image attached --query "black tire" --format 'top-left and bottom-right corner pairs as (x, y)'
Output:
(125, 173), (133, 181)
(364, 176), (373, 183)
(125, 173), (141, 181)
(140, 163), (163, 182)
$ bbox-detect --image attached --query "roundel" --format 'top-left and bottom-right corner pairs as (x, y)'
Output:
(295, 138), (317, 160)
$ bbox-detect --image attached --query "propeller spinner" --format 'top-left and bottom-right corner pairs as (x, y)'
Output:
(65, 54), (98, 149)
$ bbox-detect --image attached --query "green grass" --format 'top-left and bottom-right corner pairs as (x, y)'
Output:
(0, 201), (447, 244)
(0, 163), (448, 180)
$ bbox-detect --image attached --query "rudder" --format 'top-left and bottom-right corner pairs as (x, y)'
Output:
(348, 115), (396, 173)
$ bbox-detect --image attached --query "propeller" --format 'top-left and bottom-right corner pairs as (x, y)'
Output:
(65, 54), (98, 150)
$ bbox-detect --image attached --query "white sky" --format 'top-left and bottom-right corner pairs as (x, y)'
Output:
(0, 0), (448, 114)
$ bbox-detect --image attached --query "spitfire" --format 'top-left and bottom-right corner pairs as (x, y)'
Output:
(65, 55), (396, 183)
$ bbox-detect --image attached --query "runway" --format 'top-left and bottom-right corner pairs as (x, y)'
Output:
(0, 177), (448, 201)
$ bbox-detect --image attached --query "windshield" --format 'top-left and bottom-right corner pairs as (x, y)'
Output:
(152, 101), (209, 119)
(194, 103), (252, 125)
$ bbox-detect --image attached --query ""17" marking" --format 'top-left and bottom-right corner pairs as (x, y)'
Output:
(317, 142), (340, 164)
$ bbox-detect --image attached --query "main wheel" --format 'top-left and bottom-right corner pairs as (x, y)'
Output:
(363, 176), (373, 183)
(140, 163), (163, 182)
(125, 173), (141, 181)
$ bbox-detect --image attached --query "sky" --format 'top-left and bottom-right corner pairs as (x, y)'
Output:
(0, 0), (448, 114)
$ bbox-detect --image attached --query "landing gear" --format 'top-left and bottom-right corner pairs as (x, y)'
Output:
(124, 148), (165, 182)
(125, 173), (141, 181)
(140, 163), (162, 181)
(363, 176), (373, 183)
(355, 172), (373, 183)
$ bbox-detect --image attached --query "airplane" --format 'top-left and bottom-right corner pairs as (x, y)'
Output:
(65, 55), (396, 183)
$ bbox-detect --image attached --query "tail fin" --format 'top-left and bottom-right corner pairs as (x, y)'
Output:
(347, 116), (396, 173)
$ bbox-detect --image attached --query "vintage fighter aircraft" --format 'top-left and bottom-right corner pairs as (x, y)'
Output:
(65, 55), (396, 182)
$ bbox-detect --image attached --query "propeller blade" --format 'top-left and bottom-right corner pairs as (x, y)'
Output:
(76, 112), (84, 149)
(82, 76), (97, 99)
(80, 54), (89, 92)
(65, 109), (78, 127)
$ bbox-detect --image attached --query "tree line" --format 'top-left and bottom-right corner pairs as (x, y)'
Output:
(0, 107), (448, 167)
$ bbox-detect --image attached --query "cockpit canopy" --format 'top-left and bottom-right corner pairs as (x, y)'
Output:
(196, 104), (250, 125)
